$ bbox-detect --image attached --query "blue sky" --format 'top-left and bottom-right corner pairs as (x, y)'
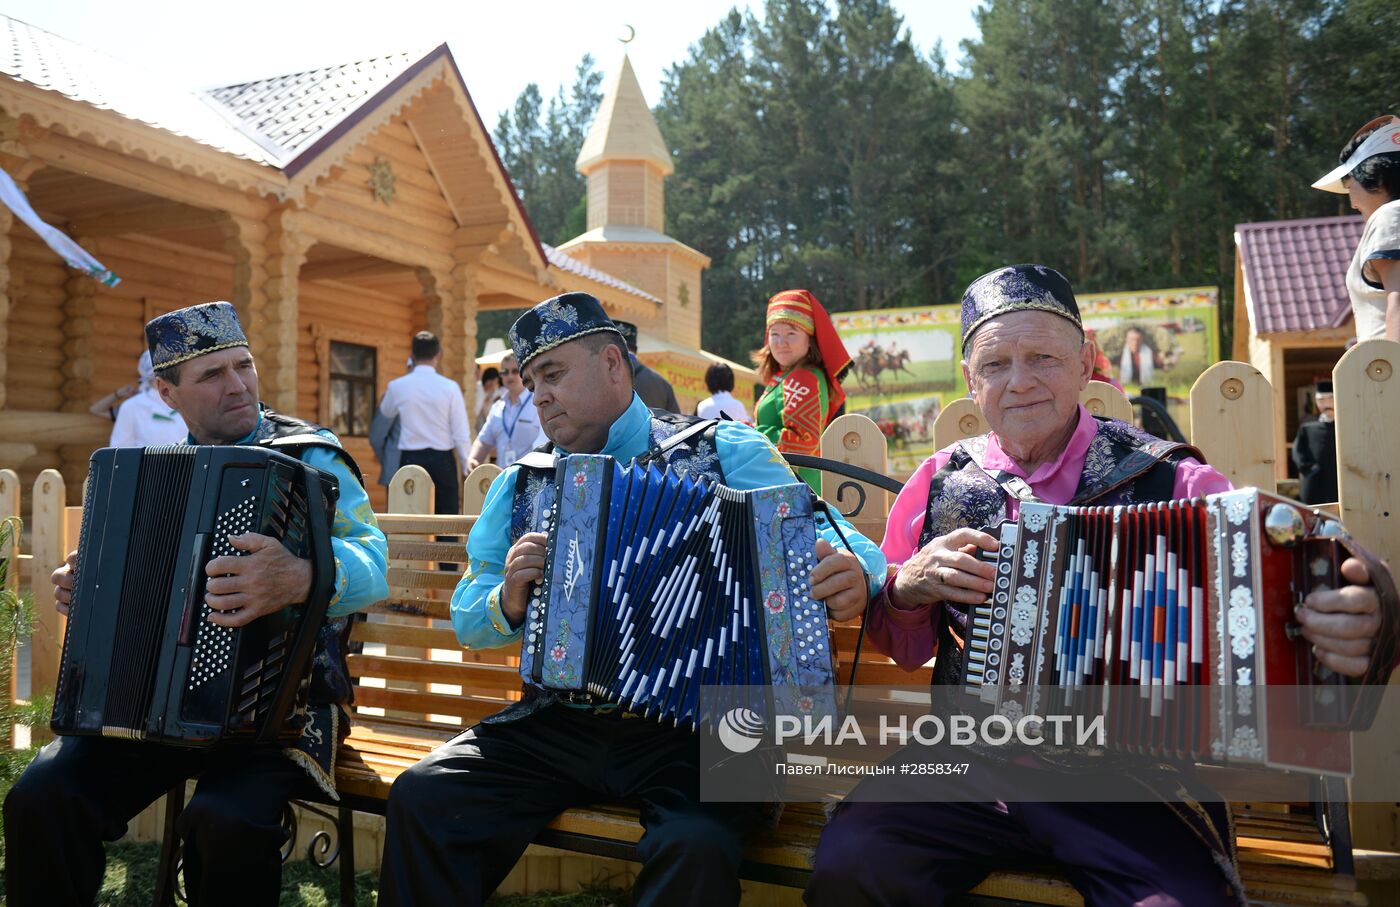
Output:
(4, 0), (983, 127)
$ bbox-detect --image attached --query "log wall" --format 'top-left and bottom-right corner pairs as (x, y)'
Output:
(298, 276), (425, 512)
(7, 226), (91, 497)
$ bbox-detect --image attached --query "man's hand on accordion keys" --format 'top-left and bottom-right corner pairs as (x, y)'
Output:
(1296, 555), (1385, 678)
(890, 528), (1000, 610)
(810, 538), (869, 622)
(203, 532), (314, 628)
(502, 532), (549, 627)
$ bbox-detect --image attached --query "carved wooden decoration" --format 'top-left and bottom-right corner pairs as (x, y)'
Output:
(368, 158), (397, 205)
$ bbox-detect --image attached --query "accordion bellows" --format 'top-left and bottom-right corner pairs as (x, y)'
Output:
(963, 489), (1395, 774)
(52, 445), (337, 747)
(520, 454), (838, 731)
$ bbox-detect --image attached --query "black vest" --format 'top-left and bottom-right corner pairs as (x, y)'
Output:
(244, 407), (363, 709)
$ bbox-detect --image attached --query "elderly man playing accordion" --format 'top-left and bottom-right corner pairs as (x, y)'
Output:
(379, 292), (887, 907)
(807, 265), (1399, 907)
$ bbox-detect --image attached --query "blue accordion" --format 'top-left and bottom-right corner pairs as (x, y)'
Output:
(519, 454), (838, 731)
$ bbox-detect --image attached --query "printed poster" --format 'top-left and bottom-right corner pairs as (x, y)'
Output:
(832, 287), (1220, 477)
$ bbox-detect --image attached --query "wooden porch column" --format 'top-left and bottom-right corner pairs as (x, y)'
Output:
(419, 238), (483, 390)
(260, 207), (310, 413)
(450, 231), (489, 383)
(57, 245), (98, 491)
(0, 181), (10, 414)
(222, 214), (269, 356)
(419, 267), (466, 386)
(0, 126), (43, 413)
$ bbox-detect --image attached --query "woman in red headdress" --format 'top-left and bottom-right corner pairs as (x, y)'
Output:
(753, 289), (852, 490)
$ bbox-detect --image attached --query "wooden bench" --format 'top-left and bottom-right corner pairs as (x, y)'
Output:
(153, 457), (1377, 907)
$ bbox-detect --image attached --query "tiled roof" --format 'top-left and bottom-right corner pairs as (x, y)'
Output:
(0, 15), (272, 162)
(1236, 215), (1364, 334)
(206, 54), (420, 165)
(0, 13), (423, 171)
(543, 243), (660, 304)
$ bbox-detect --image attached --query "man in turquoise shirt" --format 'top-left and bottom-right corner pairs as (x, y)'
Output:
(381, 293), (885, 907)
(5, 302), (388, 907)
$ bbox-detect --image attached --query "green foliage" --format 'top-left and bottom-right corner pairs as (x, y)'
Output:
(0, 515), (42, 846)
(494, 0), (1400, 364)
(493, 57), (604, 247)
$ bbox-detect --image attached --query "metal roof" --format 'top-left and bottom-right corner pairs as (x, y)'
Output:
(0, 14), (273, 162)
(1235, 215), (1364, 334)
(205, 52), (423, 167)
(543, 243), (660, 303)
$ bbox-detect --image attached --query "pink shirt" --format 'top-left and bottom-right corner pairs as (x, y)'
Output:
(871, 406), (1232, 671)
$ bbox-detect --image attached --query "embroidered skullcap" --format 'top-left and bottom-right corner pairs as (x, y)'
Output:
(509, 292), (624, 372)
(613, 320), (639, 350)
(145, 301), (248, 370)
(960, 265), (1082, 347)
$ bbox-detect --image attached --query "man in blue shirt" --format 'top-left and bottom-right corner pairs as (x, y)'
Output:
(380, 293), (886, 906)
(5, 302), (389, 907)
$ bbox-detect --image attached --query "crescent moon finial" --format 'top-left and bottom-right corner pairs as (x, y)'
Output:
(620, 24), (636, 45)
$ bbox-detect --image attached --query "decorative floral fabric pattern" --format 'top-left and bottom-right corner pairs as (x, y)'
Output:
(145, 301), (248, 369)
(507, 292), (625, 372)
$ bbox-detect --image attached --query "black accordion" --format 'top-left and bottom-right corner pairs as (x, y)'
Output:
(963, 489), (1396, 774)
(52, 445), (337, 747)
(518, 454), (839, 731)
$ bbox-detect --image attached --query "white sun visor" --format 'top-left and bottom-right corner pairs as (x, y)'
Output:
(1312, 116), (1400, 194)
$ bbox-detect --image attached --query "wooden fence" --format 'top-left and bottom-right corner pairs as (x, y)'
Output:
(2, 342), (1397, 857)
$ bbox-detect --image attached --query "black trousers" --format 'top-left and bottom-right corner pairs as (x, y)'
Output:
(4, 735), (313, 906)
(398, 448), (460, 515)
(379, 705), (766, 906)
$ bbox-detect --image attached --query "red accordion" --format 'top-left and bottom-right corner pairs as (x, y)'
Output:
(962, 489), (1397, 775)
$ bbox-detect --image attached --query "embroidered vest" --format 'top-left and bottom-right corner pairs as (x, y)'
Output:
(247, 408), (362, 709)
(920, 417), (1201, 690)
(508, 410), (726, 541)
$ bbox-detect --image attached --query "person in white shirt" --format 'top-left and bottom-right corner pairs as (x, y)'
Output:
(695, 363), (750, 423)
(1311, 114), (1400, 341)
(378, 332), (473, 515)
(474, 366), (504, 435)
(468, 353), (546, 470)
(109, 350), (188, 447)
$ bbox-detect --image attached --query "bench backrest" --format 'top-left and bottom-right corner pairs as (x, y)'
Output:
(347, 513), (509, 732)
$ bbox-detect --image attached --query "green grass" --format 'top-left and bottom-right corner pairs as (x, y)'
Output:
(1, 840), (627, 907)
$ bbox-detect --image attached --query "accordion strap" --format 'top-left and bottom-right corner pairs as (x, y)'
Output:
(637, 418), (720, 467)
(954, 438), (1040, 503)
(515, 450), (557, 471)
(260, 432), (364, 486)
(1332, 532), (1400, 727)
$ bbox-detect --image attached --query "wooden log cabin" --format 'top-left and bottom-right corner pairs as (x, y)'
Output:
(0, 17), (702, 511)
